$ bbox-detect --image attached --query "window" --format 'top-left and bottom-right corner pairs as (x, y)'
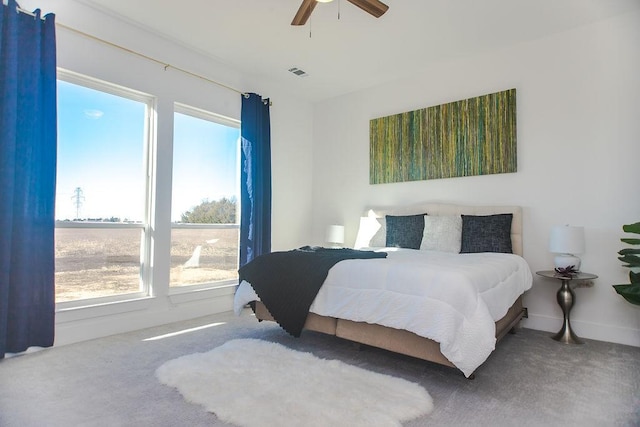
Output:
(55, 71), (152, 304)
(170, 105), (240, 289)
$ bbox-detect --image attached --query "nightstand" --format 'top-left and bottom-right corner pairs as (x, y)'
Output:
(536, 270), (598, 344)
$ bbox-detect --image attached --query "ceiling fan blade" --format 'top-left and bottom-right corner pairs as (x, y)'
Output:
(291, 0), (318, 26)
(346, 0), (389, 18)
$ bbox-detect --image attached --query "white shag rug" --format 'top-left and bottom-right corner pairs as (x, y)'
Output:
(156, 338), (433, 427)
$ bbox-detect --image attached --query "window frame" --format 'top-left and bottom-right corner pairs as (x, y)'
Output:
(169, 103), (241, 294)
(55, 69), (156, 310)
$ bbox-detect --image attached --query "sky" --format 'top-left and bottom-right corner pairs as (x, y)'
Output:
(172, 112), (240, 222)
(56, 80), (239, 222)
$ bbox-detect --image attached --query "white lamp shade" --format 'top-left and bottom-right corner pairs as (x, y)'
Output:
(549, 225), (585, 254)
(326, 225), (345, 245)
(549, 225), (585, 270)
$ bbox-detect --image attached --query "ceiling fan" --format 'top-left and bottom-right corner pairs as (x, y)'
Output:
(291, 0), (389, 26)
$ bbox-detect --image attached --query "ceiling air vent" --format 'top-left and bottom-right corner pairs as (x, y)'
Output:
(288, 67), (309, 77)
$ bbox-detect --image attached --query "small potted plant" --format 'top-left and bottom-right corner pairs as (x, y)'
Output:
(612, 222), (640, 305)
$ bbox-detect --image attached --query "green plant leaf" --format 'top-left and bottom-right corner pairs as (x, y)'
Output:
(621, 238), (640, 245)
(612, 284), (640, 306)
(622, 222), (640, 235)
(631, 270), (640, 284)
(618, 254), (640, 266)
(619, 248), (640, 256)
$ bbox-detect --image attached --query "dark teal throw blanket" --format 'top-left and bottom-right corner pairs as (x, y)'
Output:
(238, 246), (387, 337)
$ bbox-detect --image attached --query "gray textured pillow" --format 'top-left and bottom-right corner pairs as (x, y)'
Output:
(460, 214), (513, 253)
(385, 214), (426, 249)
(420, 215), (462, 253)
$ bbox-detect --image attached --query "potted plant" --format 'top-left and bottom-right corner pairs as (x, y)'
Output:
(613, 222), (640, 305)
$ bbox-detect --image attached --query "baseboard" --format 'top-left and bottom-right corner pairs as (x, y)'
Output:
(53, 299), (640, 349)
(522, 314), (640, 347)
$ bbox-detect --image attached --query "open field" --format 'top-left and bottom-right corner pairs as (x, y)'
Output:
(55, 227), (239, 302)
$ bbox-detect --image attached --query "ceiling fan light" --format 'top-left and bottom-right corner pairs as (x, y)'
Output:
(316, 0), (334, 3)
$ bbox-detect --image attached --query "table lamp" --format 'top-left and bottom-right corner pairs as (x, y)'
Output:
(326, 225), (344, 248)
(549, 225), (585, 270)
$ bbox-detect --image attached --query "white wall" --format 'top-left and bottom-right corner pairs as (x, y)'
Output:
(23, 0), (315, 345)
(311, 10), (640, 346)
(18, 1), (639, 347)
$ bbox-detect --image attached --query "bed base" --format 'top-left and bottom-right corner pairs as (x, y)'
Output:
(254, 296), (526, 376)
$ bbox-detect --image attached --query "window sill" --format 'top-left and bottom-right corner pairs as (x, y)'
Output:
(54, 283), (237, 324)
(168, 282), (237, 304)
(56, 295), (155, 323)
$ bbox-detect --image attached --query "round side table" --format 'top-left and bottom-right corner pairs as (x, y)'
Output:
(536, 270), (598, 344)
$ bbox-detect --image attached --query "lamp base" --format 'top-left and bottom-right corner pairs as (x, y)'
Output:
(554, 254), (581, 271)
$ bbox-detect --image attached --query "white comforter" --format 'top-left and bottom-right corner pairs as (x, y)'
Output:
(234, 248), (533, 377)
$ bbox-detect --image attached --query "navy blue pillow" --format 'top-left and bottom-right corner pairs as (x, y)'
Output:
(385, 214), (426, 249)
(460, 214), (513, 253)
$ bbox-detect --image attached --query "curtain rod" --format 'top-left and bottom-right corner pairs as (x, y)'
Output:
(16, 5), (45, 19)
(16, 5), (272, 104)
(56, 21), (247, 97)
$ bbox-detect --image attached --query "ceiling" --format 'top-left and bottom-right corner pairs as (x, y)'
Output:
(63, 1), (640, 102)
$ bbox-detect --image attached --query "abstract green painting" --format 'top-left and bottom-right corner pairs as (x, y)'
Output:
(370, 88), (517, 184)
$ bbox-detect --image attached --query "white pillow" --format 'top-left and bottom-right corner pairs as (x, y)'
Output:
(420, 215), (462, 253)
(354, 216), (386, 248)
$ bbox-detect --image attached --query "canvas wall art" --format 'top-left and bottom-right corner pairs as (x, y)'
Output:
(369, 88), (517, 184)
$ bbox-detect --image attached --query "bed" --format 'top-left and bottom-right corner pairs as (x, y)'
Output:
(234, 203), (533, 377)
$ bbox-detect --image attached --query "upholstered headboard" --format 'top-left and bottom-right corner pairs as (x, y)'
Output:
(357, 203), (523, 256)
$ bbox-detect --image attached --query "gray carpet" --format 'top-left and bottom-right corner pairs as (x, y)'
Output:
(0, 309), (638, 426)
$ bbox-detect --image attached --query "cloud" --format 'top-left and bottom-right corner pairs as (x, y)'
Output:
(84, 109), (104, 119)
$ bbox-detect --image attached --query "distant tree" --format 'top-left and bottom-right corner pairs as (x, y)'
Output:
(180, 197), (237, 224)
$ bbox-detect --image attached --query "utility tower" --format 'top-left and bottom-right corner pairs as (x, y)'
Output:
(71, 187), (85, 220)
